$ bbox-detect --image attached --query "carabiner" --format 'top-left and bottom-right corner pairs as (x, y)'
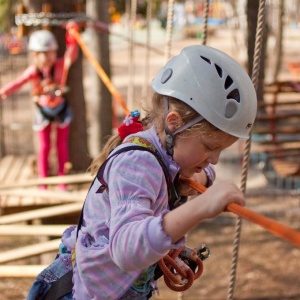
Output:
(197, 244), (210, 261)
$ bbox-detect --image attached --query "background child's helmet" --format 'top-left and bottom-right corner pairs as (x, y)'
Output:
(151, 45), (257, 139)
(28, 30), (58, 52)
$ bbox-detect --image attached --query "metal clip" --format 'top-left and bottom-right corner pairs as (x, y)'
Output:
(197, 244), (210, 261)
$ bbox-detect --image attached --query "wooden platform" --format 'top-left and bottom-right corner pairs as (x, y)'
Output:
(252, 80), (300, 189)
(0, 155), (93, 277)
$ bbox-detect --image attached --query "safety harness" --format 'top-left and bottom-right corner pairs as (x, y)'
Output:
(42, 137), (209, 299)
(33, 66), (69, 121)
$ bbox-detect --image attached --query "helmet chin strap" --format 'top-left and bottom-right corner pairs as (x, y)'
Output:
(164, 97), (204, 157)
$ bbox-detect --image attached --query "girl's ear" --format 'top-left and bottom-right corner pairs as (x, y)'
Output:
(165, 111), (183, 132)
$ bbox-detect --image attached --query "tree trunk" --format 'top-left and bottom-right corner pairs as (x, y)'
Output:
(271, 0), (284, 83)
(23, 0), (90, 172)
(85, 0), (112, 158)
(247, 0), (268, 109)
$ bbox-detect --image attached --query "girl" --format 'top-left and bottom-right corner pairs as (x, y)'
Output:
(0, 23), (78, 190)
(29, 44), (257, 299)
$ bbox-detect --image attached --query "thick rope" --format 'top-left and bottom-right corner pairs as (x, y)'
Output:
(227, 1), (266, 299)
(202, 0), (210, 45)
(164, 0), (175, 61)
(127, 0), (137, 111)
(180, 177), (300, 248)
(141, 0), (152, 98)
(163, 2), (178, 297)
(271, 0), (284, 83)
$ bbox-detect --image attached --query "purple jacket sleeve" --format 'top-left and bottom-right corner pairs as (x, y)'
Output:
(0, 65), (38, 96)
(107, 150), (185, 271)
(204, 164), (215, 187)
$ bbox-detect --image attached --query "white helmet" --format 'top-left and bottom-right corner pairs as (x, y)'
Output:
(151, 45), (257, 139)
(28, 30), (58, 52)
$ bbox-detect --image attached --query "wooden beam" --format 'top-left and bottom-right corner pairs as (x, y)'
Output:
(0, 265), (48, 277)
(0, 202), (82, 225)
(256, 111), (300, 121)
(258, 100), (300, 108)
(253, 127), (300, 135)
(0, 173), (93, 190)
(0, 188), (86, 202)
(0, 155), (15, 182)
(0, 238), (61, 263)
(0, 225), (70, 236)
(4, 156), (28, 184)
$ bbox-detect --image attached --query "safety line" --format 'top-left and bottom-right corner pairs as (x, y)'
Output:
(180, 177), (300, 248)
(68, 27), (130, 115)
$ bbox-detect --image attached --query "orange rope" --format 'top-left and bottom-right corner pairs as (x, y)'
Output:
(69, 27), (130, 115)
(180, 177), (300, 248)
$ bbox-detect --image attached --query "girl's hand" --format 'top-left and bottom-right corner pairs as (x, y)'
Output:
(197, 180), (245, 219)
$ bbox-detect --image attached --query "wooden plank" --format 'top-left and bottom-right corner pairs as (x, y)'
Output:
(256, 111), (300, 121)
(0, 224), (70, 236)
(0, 172), (92, 190)
(0, 202), (82, 225)
(258, 100), (300, 108)
(251, 142), (300, 153)
(4, 156), (27, 184)
(0, 188), (86, 202)
(1, 197), (80, 208)
(253, 127), (300, 135)
(252, 139), (300, 146)
(265, 150), (300, 159)
(0, 238), (60, 263)
(17, 154), (36, 180)
(0, 155), (15, 182)
(0, 265), (48, 277)
(270, 159), (300, 177)
(264, 81), (300, 93)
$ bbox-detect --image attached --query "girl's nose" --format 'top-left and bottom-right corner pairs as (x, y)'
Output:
(207, 150), (221, 165)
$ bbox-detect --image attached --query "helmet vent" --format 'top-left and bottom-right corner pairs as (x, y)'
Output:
(227, 88), (240, 103)
(225, 101), (238, 118)
(200, 56), (211, 64)
(224, 76), (233, 89)
(214, 64), (223, 77)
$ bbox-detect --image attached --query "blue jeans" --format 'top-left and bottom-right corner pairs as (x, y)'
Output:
(26, 253), (72, 300)
(27, 251), (152, 300)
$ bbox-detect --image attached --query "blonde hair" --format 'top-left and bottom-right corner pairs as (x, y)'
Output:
(89, 134), (122, 175)
(89, 92), (222, 175)
(144, 93), (222, 139)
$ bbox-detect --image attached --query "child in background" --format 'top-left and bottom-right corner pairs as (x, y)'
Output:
(28, 44), (257, 299)
(0, 23), (79, 190)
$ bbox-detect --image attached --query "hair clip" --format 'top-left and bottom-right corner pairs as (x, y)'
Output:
(118, 110), (143, 140)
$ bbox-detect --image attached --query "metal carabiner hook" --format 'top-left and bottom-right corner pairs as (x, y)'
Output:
(197, 244), (210, 261)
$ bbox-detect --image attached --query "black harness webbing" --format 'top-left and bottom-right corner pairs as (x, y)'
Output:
(43, 271), (73, 300)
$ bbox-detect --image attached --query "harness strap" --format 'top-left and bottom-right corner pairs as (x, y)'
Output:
(36, 65), (55, 81)
(35, 101), (68, 121)
(42, 139), (175, 300)
(95, 142), (179, 208)
(43, 270), (73, 300)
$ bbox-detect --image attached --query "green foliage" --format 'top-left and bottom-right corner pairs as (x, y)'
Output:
(0, 0), (22, 32)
